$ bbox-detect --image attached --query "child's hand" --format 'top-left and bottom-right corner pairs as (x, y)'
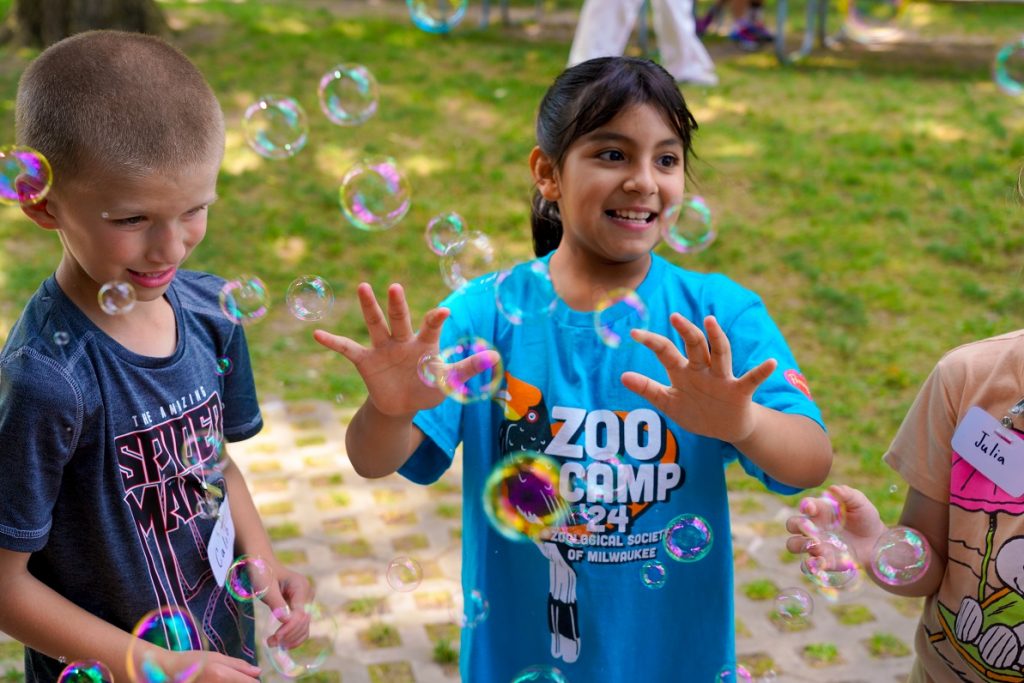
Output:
(170, 650), (261, 682)
(784, 484), (885, 567)
(621, 314), (776, 444)
(260, 565), (314, 649)
(313, 283), (495, 417)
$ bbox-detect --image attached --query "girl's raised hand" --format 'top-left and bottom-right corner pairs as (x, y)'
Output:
(313, 283), (496, 417)
(784, 484), (885, 568)
(621, 313), (776, 444)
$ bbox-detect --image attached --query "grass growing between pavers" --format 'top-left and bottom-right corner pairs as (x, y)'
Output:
(865, 632), (913, 658)
(801, 642), (843, 667)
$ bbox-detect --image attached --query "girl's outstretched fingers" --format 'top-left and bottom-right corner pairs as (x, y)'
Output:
(312, 329), (364, 364)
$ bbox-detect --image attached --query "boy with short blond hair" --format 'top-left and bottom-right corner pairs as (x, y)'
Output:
(0, 30), (309, 683)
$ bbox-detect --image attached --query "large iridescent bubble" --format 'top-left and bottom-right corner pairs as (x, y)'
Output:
(0, 145), (52, 206)
(661, 195), (715, 254)
(259, 601), (338, 680)
(339, 157), (411, 231)
(871, 526), (930, 586)
(436, 336), (503, 404)
(219, 276), (270, 325)
(663, 513), (713, 562)
(407, 0), (468, 34)
(440, 231), (496, 291)
(126, 606), (206, 683)
(58, 660), (113, 683)
(494, 260), (558, 326)
(318, 64), (378, 126)
(483, 451), (571, 541)
(243, 95), (308, 160)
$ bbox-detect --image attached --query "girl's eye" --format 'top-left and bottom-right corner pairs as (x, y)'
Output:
(597, 150), (625, 162)
(657, 154), (680, 168)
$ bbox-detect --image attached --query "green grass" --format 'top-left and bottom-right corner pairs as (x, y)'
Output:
(2, 1), (1024, 523)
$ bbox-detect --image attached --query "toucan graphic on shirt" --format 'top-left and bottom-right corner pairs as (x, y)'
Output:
(495, 371), (684, 664)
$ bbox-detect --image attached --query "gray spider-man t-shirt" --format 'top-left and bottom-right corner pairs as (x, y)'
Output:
(0, 271), (262, 682)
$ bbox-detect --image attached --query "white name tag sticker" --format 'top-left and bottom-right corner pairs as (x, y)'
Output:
(208, 496), (235, 588)
(951, 406), (1024, 498)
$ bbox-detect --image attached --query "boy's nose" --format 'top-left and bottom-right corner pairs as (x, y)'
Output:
(146, 222), (188, 265)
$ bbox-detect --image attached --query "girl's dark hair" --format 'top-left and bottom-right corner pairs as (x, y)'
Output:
(531, 56), (698, 257)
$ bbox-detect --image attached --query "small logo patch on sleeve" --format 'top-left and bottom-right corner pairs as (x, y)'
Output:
(784, 369), (812, 399)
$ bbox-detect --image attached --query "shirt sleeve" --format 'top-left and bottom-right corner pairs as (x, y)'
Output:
(399, 291), (475, 485)
(720, 298), (826, 495)
(882, 359), (957, 504)
(221, 324), (262, 442)
(0, 349), (82, 552)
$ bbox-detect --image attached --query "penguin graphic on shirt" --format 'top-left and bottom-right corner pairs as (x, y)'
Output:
(496, 372), (582, 664)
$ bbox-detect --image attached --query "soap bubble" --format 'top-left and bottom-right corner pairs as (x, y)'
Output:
(386, 556), (423, 592)
(774, 587), (813, 621)
(219, 276), (269, 325)
(243, 95), (308, 160)
(661, 195), (715, 254)
(511, 665), (569, 683)
(453, 588), (490, 628)
(215, 357), (233, 376)
(495, 260), (557, 325)
(716, 664), (753, 682)
(98, 280), (136, 316)
(594, 288), (649, 348)
(407, 0), (468, 33)
(180, 427), (227, 481)
(339, 157), (411, 231)
(995, 38), (1024, 96)
(800, 531), (862, 595)
(640, 559), (667, 589)
(127, 606), (206, 683)
(871, 526), (930, 586)
(318, 64), (378, 126)
(483, 451), (570, 541)
(53, 331), (71, 346)
(425, 211), (467, 256)
(663, 513), (713, 562)
(286, 275), (335, 321)
(259, 601), (337, 679)
(440, 231), (496, 291)
(0, 145), (52, 206)
(436, 336), (503, 404)
(226, 555), (275, 602)
(58, 660), (113, 683)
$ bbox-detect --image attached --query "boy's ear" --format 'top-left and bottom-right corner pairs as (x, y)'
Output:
(21, 196), (60, 230)
(529, 146), (561, 201)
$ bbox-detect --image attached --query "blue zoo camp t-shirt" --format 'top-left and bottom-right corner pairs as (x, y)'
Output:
(0, 271), (263, 682)
(402, 253), (825, 682)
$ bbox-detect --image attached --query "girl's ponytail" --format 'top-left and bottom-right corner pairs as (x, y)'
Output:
(531, 188), (562, 257)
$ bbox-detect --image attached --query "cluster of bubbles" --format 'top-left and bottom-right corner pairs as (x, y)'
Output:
(407, 0), (468, 34)
(57, 660), (113, 683)
(0, 145), (52, 207)
(218, 274), (335, 326)
(98, 280), (137, 316)
(126, 606), (206, 683)
(257, 600), (338, 679)
(226, 554), (274, 602)
(386, 556), (423, 592)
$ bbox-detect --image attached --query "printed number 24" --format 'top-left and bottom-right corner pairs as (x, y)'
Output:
(585, 505), (628, 533)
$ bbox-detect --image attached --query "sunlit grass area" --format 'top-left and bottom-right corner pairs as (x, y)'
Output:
(1, 0), (1024, 520)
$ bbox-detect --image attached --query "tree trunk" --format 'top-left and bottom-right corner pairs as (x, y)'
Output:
(1, 0), (168, 48)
